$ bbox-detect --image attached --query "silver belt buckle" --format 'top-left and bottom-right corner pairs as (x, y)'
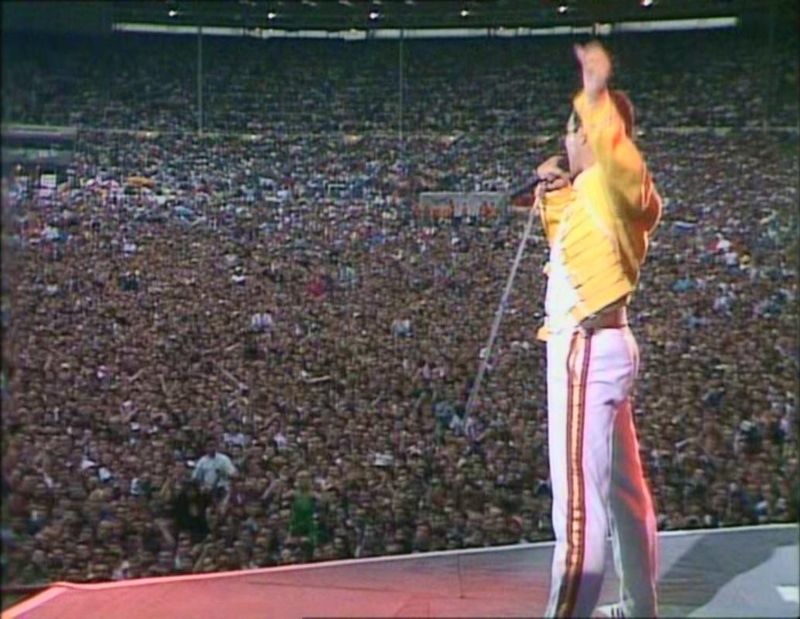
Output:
(578, 314), (597, 335)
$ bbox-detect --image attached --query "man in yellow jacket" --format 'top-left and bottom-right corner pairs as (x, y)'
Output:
(535, 41), (662, 618)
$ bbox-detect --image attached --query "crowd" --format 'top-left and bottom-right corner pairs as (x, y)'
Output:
(0, 27), (798, 586)
(2, 28), (798, 134)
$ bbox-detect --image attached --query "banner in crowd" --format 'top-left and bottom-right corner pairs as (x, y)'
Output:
(1, 124), (76, 173)
(415, 191), (507, 221)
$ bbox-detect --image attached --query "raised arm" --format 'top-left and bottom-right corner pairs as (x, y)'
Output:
(573, 42), (661, 228)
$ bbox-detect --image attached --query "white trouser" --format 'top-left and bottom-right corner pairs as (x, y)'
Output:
(544, 326), (658, 618)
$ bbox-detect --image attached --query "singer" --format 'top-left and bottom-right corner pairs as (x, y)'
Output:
(534, 41), (663, 618)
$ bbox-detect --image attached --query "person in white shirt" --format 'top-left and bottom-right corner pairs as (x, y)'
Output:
(192, 439), (238, 501)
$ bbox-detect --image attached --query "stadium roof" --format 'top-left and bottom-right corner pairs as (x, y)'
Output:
(2, 0), (797, 34)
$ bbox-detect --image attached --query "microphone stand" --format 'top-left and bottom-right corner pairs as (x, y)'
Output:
(463, 193), (542, 439)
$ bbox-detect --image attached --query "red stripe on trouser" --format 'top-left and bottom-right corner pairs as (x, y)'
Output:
(555, 331), (591, 617)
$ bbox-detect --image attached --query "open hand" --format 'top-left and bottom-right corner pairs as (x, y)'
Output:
(574, 41), (612, 103)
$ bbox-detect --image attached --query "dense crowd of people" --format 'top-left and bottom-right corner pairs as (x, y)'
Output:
(1, 27), (798, 586)
(2, 28), (798, 133)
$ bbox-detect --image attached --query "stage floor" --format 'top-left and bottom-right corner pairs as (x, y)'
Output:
(4, 524), (798, 619)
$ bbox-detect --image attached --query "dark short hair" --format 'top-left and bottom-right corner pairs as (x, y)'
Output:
(610, 90), (635, 136)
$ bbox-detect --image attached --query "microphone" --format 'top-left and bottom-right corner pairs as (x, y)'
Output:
(507, 172), (542, 199)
